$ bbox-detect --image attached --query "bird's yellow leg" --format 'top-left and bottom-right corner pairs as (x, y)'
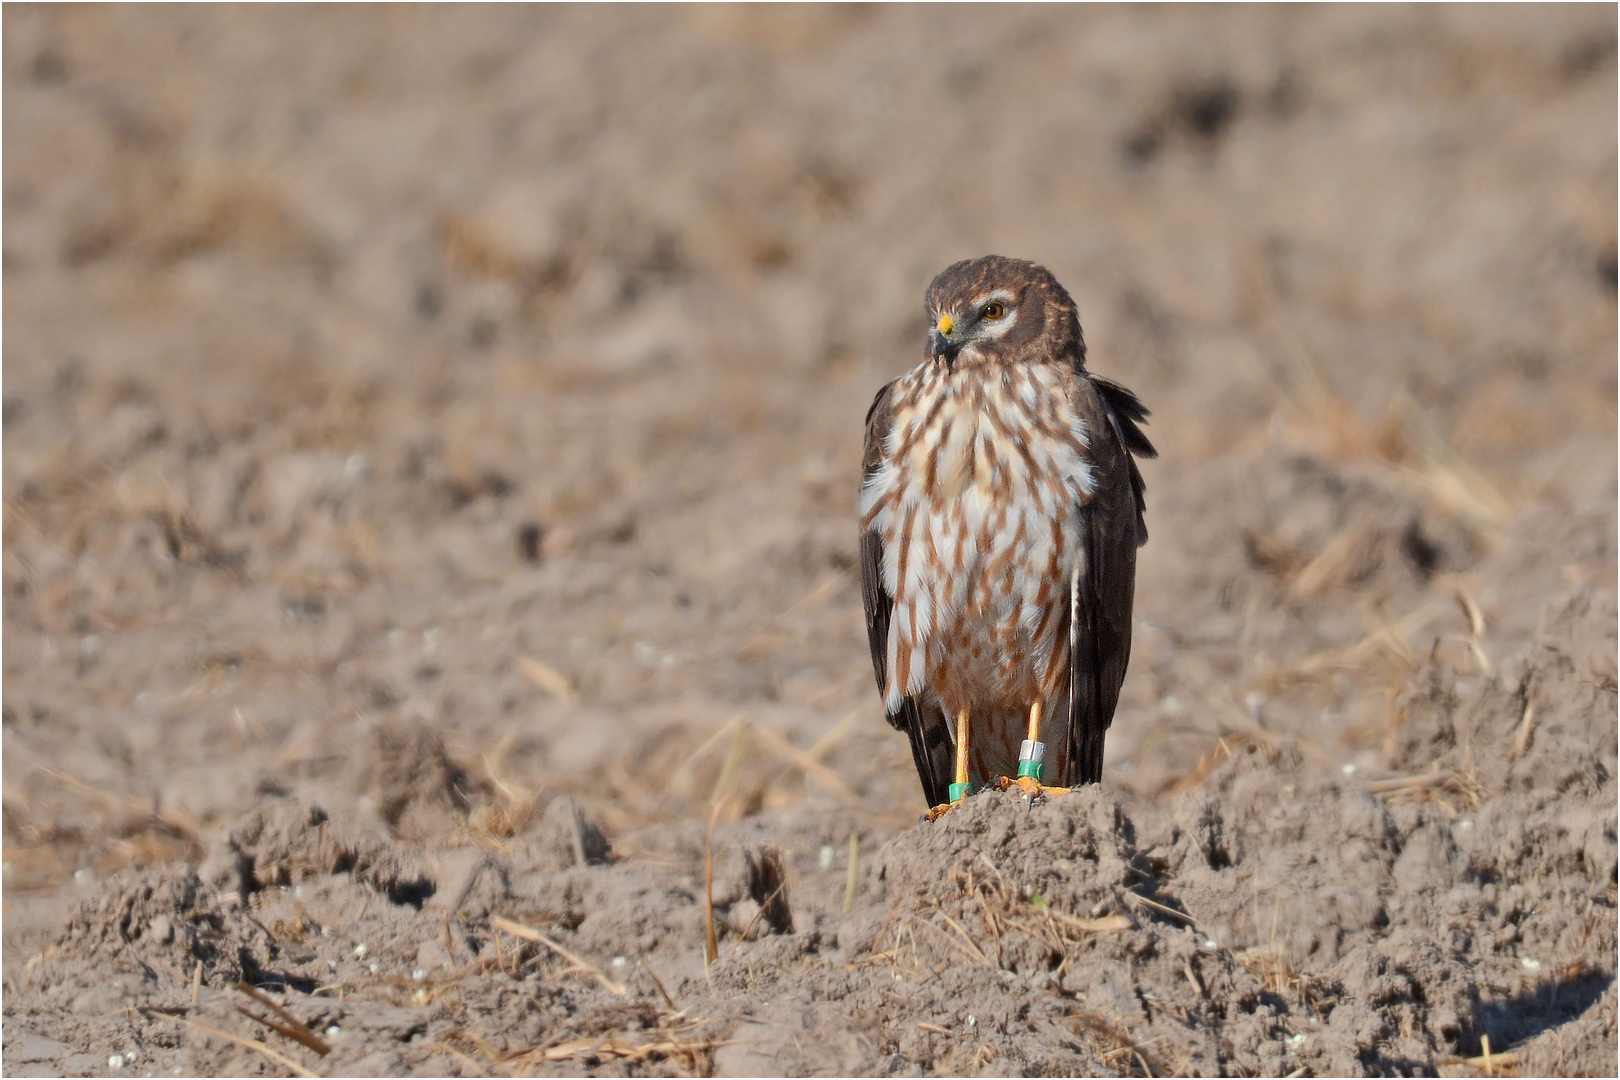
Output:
(949, 709), (972, 803)
(1009, 700), (1071, 798)
(926, 709), (974, 819)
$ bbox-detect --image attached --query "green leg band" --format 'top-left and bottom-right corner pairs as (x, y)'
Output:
(1018, 739), (1045, 781)
(948, 781), (971, 802)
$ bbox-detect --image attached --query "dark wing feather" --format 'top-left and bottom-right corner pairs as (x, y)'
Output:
(1089, 374), (1156, 544)
(861, 381), (954, 807)
(1066, 372), (1155, 784)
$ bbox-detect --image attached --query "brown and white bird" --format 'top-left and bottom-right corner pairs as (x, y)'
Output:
(859, 256), (1154, 811)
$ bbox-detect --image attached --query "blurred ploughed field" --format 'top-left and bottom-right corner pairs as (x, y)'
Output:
(3, 6), (1616, 1077)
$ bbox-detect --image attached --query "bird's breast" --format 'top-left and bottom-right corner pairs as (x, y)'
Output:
(862, 363), (1095, 547)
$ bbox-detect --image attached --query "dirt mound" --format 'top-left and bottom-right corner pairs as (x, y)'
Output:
(196, 798), (436, 907)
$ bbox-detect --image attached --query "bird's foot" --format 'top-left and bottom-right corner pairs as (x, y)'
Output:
(924, 781), (975, 820)
(995, 775), (1072, 803)
(925, 777), (1071, 819)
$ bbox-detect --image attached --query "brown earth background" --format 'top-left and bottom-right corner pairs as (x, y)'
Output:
(3, 5), (1617, 1077)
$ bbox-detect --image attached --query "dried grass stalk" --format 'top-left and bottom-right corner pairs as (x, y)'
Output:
(489, 915), (626, 995)
(141, 1009), (320, 1078)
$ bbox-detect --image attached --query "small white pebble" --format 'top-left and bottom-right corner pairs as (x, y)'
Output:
(1289, 1034), (1307, 1047)
(369, 962), (380, 974)
(320, 925), (330, 937)
(413, 968), (427, 981)
(1521, 957), (1542, 972)
(109, 1054), (125, 1069)
(611, 956), (628, 969)
(327, 959), (337, 970)
(1458, 819), (1473, 831)
(819, 845), (835, 870)
(967, 1015), (977, 1028)
(1204, 939), (1219, 950)
(1342, 763), (1357, 776)
(126, 1050), (138, 1063)
(353, 943), (368, 958)
(326, 1026), (341, 1036)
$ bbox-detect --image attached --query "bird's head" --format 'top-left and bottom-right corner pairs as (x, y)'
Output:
(924, 255), (1085, 370)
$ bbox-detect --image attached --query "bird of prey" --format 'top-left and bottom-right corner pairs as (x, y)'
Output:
(859, 256), (1154, 812)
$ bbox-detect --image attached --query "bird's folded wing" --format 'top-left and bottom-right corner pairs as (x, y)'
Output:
(1067, 372), (1156, 783)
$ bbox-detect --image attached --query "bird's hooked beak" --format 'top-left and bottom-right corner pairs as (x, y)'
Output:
(930, 312), (962, 366)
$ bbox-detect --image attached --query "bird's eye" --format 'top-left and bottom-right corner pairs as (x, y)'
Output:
(982, 302), (1006, 320)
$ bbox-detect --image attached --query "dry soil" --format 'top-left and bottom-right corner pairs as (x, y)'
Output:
(3, 6), (1617, 1077)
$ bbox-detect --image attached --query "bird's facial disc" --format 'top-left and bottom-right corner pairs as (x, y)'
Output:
(930, 289), (1019, 363)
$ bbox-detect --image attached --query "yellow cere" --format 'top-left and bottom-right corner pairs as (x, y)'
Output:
(936, 314), (954, 335)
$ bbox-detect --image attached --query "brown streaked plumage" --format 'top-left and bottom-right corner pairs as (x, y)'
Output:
(859, 256), (1154, 808)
